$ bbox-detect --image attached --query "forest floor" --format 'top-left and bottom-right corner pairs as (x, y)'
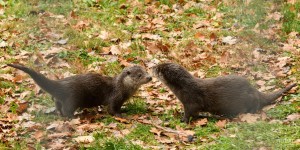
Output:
(0, 0), (299, 149)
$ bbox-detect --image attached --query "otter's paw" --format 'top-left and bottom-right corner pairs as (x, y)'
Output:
(180, 117), (189, 123)
(114, 113), (123, 118)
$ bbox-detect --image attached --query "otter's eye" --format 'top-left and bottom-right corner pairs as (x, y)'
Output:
(127, 71), (131, 75)
(138, 74), (142, 78)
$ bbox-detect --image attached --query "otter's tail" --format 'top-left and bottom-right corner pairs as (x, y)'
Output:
(262, 83), (297, 106)
(7, 64), (60, 96)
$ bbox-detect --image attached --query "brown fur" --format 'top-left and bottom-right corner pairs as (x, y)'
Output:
(152, 63), (296, 122)
(8, 64), (152, 118)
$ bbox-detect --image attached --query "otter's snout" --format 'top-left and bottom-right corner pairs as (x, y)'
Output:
(146, 76), (152, 81)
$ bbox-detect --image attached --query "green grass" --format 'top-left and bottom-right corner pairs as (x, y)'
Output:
(123, 97), (148, 115)
(0, 81), (15, 89)
(1, 0), (300, 149)
(267, 94), (300, 119)
(207, 121), (300, 149)
(282, 2), (300, 33)
(126, 124), (157, 145)
(194, 121), (220, 137)
(0, 96), (5, 104)
(90, 134), (144, 150)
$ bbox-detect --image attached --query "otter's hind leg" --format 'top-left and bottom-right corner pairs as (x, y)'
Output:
(54, 99), (63, 115)
(60, 97), (78, 118)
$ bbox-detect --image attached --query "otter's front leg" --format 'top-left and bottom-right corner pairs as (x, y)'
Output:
(108, 96), (123, 118)
(181, 104), (199, 123)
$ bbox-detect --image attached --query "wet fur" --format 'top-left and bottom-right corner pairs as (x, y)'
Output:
(8, 64), (152, 118)
(153, 63), (296, 122)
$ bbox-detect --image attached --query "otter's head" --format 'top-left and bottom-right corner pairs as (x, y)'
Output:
(119, 65), (152, 89)
(152, 63), (194, 86)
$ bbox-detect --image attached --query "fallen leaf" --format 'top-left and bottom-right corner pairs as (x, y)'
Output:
(194, 118), (208, 126)
(142, 33), (161, 40)
(74, 135), (95, 144)
(238, 113), (260, 123)
(13, 74), (23, 83)
(215, 120), (227, 128)
(47, 132), (72, 138)
(107, 123), (117, 129)
(121, 129), (130, 135)
(56, 38), (68, 45)
(294, 139), (300, 145)
(0, 74), (15, 81)
(45, 107), (56, 114)
(114, 117), (129, 123)
(150, 127), (162, 136)
(16, 101), (28, 114)
(110, 45), (121, 55)
(70, 10), (77, 18)
(222, 36), (237, 45)
(33, 130), (45, 141)
(112, 130), (123, 138)
(99, 30), (109, 40)
(0, 41), (8, 47)
(73, 20), (90, 31)
(286, 113), (300, 121)
(194, 32), (205, 40)
(19, 91), (31, 99)
(209, 33), (217, 41)
(69, 118), (81, 125)
(256, 80), (266, 87)
(47, 140), (66, 150)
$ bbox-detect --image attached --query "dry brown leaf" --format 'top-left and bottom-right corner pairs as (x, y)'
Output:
(220, 51), (229, 65)
(110, 45), (121, 55)
(215, 120), (227, 128)
(0, 74), (15, 81)
(121, 129), (130, 135)
(118, 58), (131, 67)
(222, 36), (237, 45)
(194, 118), (208, 126)
(73, 20), (90, 31)
(238, 113), (260, 123)
(77, 123), (104, 131)
(48, 132), (72, 138)
(155, 136), (174, 144)
(47, 140), (66, 150)
(194, 32), (205, 40)
(33, 130), (45, 141)
(286, 113), (300, 121)
(99, 30), (109, 40)
(16, 101), (28, 114)
(114, 117), (129, 123)
(70, 10), (77, 18)
(193, 20), (210, 29)
(142, 33), (161, 40)
(256, 80), (266, 87)
(74, 135), (95, 144)
(13, 74), (23, 83)
(69, 118), (81, 125)
(107, 123), (117, 129)
(209, 33), (217, 41)
(150, 127), (162, 136)
(294, 139), (300, 145)
(144, 42), (160, 54)
(19, 91), (31, 100)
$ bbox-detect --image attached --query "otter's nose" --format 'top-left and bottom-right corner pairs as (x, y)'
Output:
(146, 76), (152, 81)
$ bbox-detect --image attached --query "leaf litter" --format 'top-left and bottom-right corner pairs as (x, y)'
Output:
(0, 0), (299, 149)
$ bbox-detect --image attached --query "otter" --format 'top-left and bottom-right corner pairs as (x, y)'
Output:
(8, 63), (152, 118)
(152, 63), (296, 123)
